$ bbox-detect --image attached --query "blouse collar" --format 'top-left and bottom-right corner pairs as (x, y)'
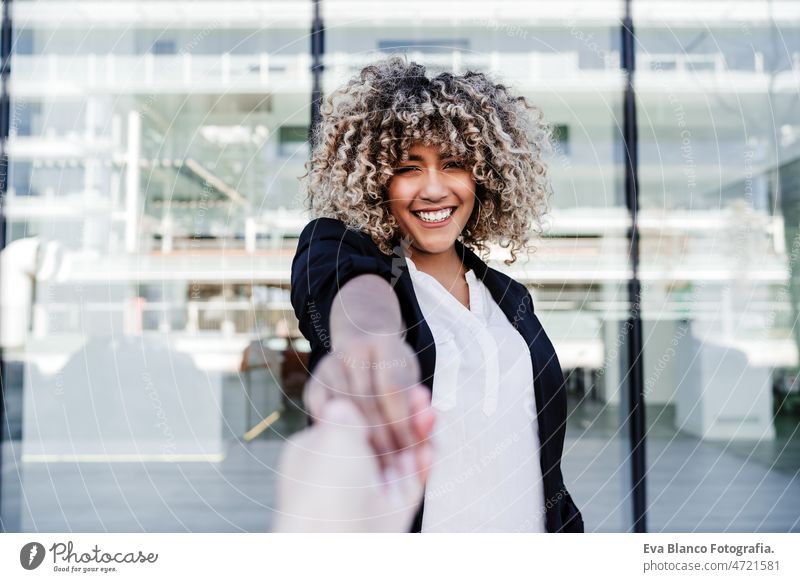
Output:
(404, 255), (488, 324)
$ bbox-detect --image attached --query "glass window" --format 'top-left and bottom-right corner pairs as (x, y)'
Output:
(3, 0), (797, 536)
(636, 0), (800, 532)
(278, 125), (309, 158)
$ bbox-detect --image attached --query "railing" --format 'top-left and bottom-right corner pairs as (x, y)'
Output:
(32, 299), (290, 337)
(30, 290), (799, 340)
(638, 52), (764, 75)
(13, 50), (796, 93)
(12, 53), (310, 91)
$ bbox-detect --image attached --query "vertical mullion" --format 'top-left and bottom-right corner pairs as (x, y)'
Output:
(622, 0), (648, 533)
(0, 0), (13, 532)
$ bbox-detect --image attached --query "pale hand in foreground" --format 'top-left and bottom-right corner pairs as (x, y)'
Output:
(273, 392), (435, 533)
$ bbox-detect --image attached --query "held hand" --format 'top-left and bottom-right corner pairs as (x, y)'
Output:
(274, 397), (434, 532)
(303, 334), (433, 477)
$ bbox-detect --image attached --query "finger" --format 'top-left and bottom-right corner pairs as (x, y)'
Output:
(372, 352), (419, 454)
(406, 384), (435, 483)
(305, 353), (359, 418)
(303, 377), (330, 420)
(408, 384), (435, 443)
(415, 440), (434, 484)
(373, 340), (420, 450)
(343, 354), (395, 468)
(392, 449), (425, 507)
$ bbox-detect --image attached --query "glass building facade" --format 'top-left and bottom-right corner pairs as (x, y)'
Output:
(1, 0), (799, 532)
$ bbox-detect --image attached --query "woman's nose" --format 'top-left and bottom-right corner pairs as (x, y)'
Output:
(420, 170), (447, 201)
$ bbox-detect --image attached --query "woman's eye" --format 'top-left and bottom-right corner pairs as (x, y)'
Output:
(394, 166), (418, 174)
(443, 161), (464, 169)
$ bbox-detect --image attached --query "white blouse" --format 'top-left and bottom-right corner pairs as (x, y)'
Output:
(406, 257), (546, 533)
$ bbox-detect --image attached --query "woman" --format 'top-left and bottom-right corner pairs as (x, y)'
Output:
(290, 56), (583, 533)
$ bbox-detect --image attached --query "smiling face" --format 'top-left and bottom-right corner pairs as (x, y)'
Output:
(386, 142), (476, 259)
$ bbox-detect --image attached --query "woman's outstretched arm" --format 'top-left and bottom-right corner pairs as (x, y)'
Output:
(304, 273), (433, 477)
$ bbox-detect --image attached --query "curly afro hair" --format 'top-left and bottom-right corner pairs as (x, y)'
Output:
(302, 55), (554, 264)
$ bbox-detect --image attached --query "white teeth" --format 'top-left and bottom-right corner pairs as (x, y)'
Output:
(415, 208), (453, 223)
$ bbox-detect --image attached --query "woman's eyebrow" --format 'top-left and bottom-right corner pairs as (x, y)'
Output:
(403, 154), (457, 162)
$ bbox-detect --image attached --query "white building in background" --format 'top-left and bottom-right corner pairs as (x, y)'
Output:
(4, 0), (800, 457)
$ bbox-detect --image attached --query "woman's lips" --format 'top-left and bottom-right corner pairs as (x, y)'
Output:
(410, 207), (456, 228)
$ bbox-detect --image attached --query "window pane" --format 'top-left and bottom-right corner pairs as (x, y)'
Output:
(323, 0), (627, 531)
(2, 0), (312, 533)
(635, 0), (800, 532)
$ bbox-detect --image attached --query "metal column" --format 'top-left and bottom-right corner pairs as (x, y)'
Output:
(309, 0), (324, 147)
(621, 0), (648, 533)
(0, 0), (12, 531)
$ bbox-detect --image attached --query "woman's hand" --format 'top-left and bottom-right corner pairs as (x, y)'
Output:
(274, 396), (433, 532)
(303, 333), (434, 478)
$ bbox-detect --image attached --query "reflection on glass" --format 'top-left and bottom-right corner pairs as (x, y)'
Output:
(1, 0), (797, 534)
(636, 2), (800, 531)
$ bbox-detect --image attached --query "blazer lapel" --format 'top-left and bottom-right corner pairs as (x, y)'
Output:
(392, 250), (437, 391)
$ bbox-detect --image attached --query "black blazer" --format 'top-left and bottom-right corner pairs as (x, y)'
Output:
(290, 217), (584, 533)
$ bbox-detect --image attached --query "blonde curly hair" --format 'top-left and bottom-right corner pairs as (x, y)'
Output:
(302, 56), (553, 264)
